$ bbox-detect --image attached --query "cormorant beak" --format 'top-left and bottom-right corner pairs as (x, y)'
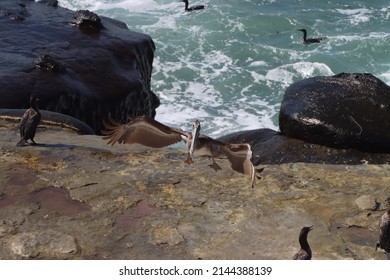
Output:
(308, 225), (314, 231)
(189, 120), (201, 157)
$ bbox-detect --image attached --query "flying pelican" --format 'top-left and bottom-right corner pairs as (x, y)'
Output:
(376, 196), (390, 259)
(292, 226), (313, 260)
(180, 0), (205, 12)
(16, 95), (41, 147)
(102, 116), (255, 187)
(297, 29), (326, 44)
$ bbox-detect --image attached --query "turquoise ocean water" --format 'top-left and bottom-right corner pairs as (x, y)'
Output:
(60, 0), (390, 137)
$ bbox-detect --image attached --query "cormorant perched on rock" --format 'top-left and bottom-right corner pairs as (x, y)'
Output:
(376, 196), (390, 258)
(293, 226), (313, 260)
(297, 29), (325, 44)
(102, 116), (256, 187)
(180, 0), (205, 12)
(16, 95), (41, 147)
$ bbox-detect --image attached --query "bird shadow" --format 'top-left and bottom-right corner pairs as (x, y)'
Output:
(20, 143), (78, 149)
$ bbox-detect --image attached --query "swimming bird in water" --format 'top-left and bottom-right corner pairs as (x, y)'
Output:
(297, 29), (325, 44)
(102, 115), (255, 187)
(293, 226), (313, 260)
(180, 0), (205, 12)
(16, 95), (41, 147)
(376, 196), (390, 258)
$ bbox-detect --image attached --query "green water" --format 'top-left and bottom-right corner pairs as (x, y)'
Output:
(60, 0), (390, 136)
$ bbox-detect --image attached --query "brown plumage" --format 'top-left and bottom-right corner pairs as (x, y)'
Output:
(16, 95), (41, 147)
(293, 226), (313, 260)
(102, 115), (255, 187)
(376, 197), (390, 256)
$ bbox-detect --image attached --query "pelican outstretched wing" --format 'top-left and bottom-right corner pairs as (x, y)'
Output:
(102, 115), (189, 148)
(219, 143), (255, 187)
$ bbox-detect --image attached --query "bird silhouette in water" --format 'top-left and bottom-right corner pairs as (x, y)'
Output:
(297, 29), (326, 44)
(293, 226), (313, 260)
(376, 196), (390, 259)
(16, 95), (41, 147)
(102, 115), (256, 188)
(180, 0), (204, 12)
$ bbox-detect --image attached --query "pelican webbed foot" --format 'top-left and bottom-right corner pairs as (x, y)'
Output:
(185, 154), (194, 165)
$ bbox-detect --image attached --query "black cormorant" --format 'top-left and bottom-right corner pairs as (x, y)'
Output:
(180, 0), (204, 12)
(16, 95), (41, 147)
(292, 226), (313, 260)
(297, 29), (325, 44)
(376, 196), (390, 258)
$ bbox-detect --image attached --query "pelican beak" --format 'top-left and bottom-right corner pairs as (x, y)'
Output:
(189, 120), (201, 157)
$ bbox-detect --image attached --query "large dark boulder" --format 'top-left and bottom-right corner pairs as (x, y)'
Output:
(0, 0), (159, 134)
(279, 73), (390, 153)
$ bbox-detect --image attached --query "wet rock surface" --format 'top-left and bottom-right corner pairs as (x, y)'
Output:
(0, 120), (389, 260)
(0, 0), (159, 134)
(218, 128), (390, 165)
(279, 73), (390, 153)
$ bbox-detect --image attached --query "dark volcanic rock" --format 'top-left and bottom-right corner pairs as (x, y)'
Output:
(218, 128), (390, 165)
(38, 0), (58, 7)
(279, 73), (390, 153)
(0, 1), (28, 21)
(0, 0), (159, 134)
(73, 10), (104, 30)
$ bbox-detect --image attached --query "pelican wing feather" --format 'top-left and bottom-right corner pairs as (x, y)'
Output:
(102, 115), (188, 148)
(220, 143), (255, 187)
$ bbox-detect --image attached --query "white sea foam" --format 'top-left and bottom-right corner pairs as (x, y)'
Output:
(378, 71), (390, 85)
(265, 62), (334, 86)
(335, 8), (372, 25)
(59, 0), (177, 12)
(248, 61), (269, 68)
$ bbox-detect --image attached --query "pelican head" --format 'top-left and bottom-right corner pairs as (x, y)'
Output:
(189, 120), (201, 157)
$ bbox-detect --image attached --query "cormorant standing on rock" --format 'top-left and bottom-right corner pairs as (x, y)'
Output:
(297, 29), (325, 44)
(16, 95), (41, 147)
(181, 0), (204, 12)
(376, 196), (390, 259)
(293, 226), (313, 260)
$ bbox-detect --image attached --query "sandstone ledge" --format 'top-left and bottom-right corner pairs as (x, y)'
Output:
(0, 120), (388, 260)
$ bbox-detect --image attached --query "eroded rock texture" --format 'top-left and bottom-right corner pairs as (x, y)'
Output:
(0, 120), (389, 260)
